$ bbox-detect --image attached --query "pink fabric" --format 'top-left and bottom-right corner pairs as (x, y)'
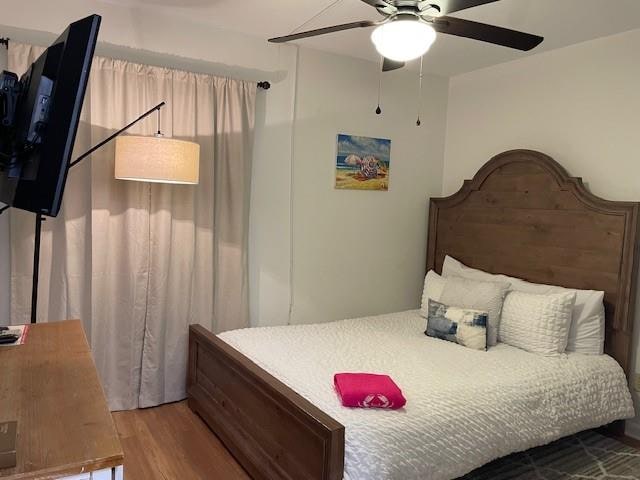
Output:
(334, 373), (406, 410)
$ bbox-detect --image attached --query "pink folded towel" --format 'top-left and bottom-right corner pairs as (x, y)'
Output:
(334, 373), (406, 410)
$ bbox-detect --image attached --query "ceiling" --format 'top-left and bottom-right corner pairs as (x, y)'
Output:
(103, 0), (640, 76)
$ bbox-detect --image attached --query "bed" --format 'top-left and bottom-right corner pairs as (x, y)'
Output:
(187, 149), (640, 480)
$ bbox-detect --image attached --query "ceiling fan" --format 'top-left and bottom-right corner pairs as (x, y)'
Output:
(269, 0), (544, 72)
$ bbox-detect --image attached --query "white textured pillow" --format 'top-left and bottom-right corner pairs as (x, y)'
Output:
(499, 291), (576, 356)
(439, 276), (510, 347)
(420, 270), (445, 318)
(566, 302), (605, 354)
(442, 256), (605, 355)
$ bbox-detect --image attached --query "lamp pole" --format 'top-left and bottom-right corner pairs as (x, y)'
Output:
(30, 214), (43, 324)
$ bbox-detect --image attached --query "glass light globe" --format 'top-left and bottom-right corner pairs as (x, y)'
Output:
(371, 20), (437, 62)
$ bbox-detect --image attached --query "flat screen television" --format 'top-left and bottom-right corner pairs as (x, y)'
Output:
(0, 14), (101, 217)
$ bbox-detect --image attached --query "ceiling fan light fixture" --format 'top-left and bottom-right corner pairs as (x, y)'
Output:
(371, 20), (436, 62)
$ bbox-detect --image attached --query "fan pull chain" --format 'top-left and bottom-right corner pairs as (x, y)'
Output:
(417, 56), (424, 127)
(376, 57), (383, 115)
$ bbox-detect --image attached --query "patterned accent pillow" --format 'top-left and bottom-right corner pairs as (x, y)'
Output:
(420, 270), (446, 318)
(425, 299), (488, 351)
(439, 275), (510, 347)
(499, 291), (576, 356)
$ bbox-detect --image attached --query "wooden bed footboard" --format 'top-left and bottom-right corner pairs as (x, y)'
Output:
(187, 325), (345, 480)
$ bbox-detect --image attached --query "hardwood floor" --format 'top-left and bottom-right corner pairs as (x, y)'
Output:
(113, 401), (640, 480)
(112, 401), (249, 480)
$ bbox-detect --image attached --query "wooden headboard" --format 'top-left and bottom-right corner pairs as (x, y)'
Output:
(427, 150), (640, 376)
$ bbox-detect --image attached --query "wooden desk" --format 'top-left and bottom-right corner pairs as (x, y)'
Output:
(0, 321), (124, 479)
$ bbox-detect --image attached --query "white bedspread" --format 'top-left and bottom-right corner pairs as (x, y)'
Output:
(218, 310), (635, 480)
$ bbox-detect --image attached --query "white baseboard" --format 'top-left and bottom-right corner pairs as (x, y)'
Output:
(626, 418), (640, 440)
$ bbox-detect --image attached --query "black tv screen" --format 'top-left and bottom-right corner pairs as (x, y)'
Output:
(0, 14), (101, 217)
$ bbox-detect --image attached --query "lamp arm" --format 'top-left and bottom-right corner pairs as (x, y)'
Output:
(0, 101), (166, 216)
(69, 101), (165, 168)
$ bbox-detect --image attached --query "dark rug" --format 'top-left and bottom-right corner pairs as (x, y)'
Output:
(462, 431), (640, 479)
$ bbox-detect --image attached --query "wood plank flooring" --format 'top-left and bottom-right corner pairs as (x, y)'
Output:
(113, 401), (640, 480)
(112, 401), (249, 480)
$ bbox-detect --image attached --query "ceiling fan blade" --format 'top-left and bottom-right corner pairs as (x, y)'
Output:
(269, 20), (377, 44)
(424, 0), (500, 15)
(432, 16), (543, 51)
(382, 58), (405, 72)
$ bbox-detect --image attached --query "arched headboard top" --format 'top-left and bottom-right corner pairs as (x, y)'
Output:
(427, 149), (640, 374)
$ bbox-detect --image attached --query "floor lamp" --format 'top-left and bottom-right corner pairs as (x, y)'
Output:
(0, 102), (200, 324)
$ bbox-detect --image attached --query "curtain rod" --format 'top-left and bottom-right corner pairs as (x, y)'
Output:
(0, 36), (270, 89)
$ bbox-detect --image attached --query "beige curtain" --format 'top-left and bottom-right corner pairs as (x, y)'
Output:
(6, 43), (256, 410)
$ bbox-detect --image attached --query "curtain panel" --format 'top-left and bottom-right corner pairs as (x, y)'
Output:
(4, 43), (256, 410)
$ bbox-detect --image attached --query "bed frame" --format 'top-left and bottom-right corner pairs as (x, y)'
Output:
(188, 149), (639, 480)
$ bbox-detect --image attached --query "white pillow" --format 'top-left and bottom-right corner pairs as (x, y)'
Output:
(442, 256), (605, 355)
(439, 276), (510, 347)
(420, 270), (445, 318)
(499, 291), (576, 356)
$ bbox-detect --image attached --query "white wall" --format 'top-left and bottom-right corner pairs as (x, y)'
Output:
(0, 0), (285, 78)
(248, 47), (297, 328)
(290, 48), (448, 324)
(0, 0), (449, 330)
(442, 28), (640, 437)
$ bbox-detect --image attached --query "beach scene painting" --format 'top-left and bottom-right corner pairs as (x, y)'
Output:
(335, 134), (391, 191)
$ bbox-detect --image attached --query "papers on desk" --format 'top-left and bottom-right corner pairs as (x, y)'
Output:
(0, 325), (29, 347)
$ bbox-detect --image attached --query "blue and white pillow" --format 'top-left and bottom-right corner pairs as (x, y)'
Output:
(425, 299), (488, 351)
